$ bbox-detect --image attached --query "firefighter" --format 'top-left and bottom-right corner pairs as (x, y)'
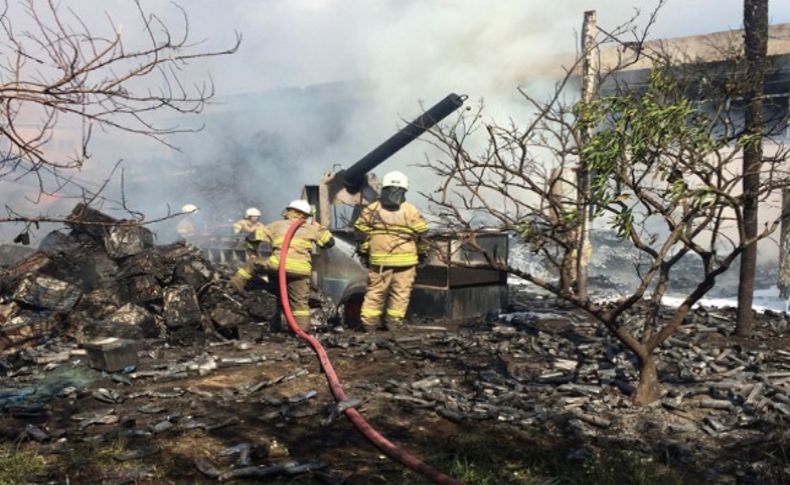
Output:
(233, 207), (265, 259)
(355, 170), (429, 330)
(228, 223), (270, 291)
(229, 200), (334, 331)
(233, 207), (263, 235)
(176, 204), (199, 240)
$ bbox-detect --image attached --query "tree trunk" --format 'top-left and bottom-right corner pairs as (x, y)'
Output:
(576, 10), (597, 301)
(560, 252), (575, 295)
(633, 354), (662, 406)
(736, 0), (768, 337)
(779, 189), (790, 299)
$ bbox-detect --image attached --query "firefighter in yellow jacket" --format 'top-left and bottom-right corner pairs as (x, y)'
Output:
(355, 171), (428, 330)
(233, 207), (265, 260)
(229, 200), (334, 330)
(176, 204), (199, 241)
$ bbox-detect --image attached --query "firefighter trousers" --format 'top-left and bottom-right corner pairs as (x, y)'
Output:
(360, 265), (417, 327)
(230, 262), (311, 331)
(270, 273), (311, 331)
(229, 258), (267, 291)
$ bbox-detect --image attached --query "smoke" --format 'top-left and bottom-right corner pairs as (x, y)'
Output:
(3, 0), (790, 248)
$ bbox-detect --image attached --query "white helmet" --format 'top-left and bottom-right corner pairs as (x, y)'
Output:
(245, 207), (261, 218)
(382, 170), (409, 190)
(181, 204), (198, 213)
(286, 199), (312, 215)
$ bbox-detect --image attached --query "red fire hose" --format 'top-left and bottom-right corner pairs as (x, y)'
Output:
(277, 219), (460, 485)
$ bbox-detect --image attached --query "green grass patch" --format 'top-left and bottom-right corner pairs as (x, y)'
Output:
(399, 431), (690, 485)
(0, 443), (49, 485)
(571, 449), (686, 485)
(759, 430), (790, 484)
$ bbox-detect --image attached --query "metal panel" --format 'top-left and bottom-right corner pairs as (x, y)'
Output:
(408, 284), (508, 323)
(425, 233), (508, 268)
(414, 266), (506, 289)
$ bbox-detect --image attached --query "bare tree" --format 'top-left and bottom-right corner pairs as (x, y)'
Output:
(0, 0), (240, 227)
(736, 0), (769, 337)
(422, 17), (790, 405)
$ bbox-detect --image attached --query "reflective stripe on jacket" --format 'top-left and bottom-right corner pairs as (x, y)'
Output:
(354, 201), (428, 267)
(265, 216), (334, 276)
(236, 219), (266, 251)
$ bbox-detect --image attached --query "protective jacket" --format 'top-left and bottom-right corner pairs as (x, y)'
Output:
(235, 219), (266, 254)
(354, 201), (428, 267)
(176, 219), (195, 239)
(265, 216), (334, 276)
(233, 218), (264, 235)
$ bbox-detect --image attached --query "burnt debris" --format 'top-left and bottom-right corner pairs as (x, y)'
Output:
(0, 204), (278, 351)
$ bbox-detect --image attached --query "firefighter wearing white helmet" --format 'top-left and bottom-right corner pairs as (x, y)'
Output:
(354, 171), (429, 331)
(176, 204), (199, 240)
(229, 200), (334, 331)
(233, 207), (265, 259)
(381, 170), (409, 190)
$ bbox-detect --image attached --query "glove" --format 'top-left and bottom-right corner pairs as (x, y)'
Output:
(356, 241), (370, 266)
(358, 252), (369, 266)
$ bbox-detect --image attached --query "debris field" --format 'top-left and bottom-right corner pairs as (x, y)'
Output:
(0, 205), (788, 483)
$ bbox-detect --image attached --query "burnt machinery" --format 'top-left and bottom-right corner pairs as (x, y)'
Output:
(305, 93), (509, 323)
(304, 93), (466, 229)
(201, 93), (508, 323)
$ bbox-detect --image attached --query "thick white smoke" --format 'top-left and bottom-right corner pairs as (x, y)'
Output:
(2, 0), (790, 247)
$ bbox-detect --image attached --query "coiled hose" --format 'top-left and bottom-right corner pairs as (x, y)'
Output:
(277, 219), (460, 484)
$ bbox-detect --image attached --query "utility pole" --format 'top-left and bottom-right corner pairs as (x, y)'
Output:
(577, 10), (596, 301)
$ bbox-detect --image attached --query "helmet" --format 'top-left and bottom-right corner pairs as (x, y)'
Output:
(245, 207), (261, 218)
(382, 170), (409, 190)
(286, 199), (312, 215)
(181, 204), (198, 213)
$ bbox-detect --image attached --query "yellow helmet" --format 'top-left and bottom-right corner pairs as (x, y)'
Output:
(181, 204), (198, 213)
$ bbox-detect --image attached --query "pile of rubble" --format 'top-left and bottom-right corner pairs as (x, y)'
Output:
(375, 311), (790, 435)
(0, 285), (787, 481)
(0, 204), (277, 353)
(340, 297), (790, 482)
(0, 332), (334, 482)
(512, 230), (779, 297)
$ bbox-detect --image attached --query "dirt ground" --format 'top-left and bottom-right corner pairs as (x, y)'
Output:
(1, 297), (789, 484)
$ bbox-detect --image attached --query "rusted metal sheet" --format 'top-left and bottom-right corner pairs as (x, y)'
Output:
(0, 314), (62, 351)
(0, 252), (51, 292)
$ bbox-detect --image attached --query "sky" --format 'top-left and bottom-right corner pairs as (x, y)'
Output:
(39, 0), (790, 107)
(153, 0), (790, 95)
(154, 0), (790, 95)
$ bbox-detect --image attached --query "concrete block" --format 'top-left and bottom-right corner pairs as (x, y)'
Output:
(108, 303), (160, 338)
(13, 275), (82, 311)
(163, 285), (201, 328)
(104, 225), (154, 259)
(122, 275), (162, 304)
(83, 337), (139, 372)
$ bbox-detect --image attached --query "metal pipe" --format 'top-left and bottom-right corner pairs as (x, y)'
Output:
(341, 93), (466, 192)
